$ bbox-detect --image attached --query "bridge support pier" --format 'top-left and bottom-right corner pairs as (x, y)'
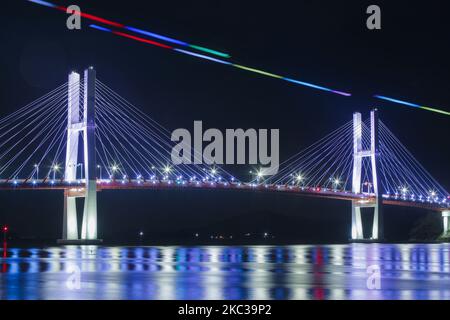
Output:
(351, 200), (383, 241)
(62, 190), (78, 240)
(442, 211), (450, 239)
(58, 67), (101, 245)
(351, 202), (363, 240)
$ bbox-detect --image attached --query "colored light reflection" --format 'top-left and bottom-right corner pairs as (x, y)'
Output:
(125, 27), (230, 58)
(28, 0), (450, 114)
(89, 24), (111, 33)
(234, 64), (282, 79)
(285, 78), (352, 96)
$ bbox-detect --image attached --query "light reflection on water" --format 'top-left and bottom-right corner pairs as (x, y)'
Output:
(1, 243), (450, 300)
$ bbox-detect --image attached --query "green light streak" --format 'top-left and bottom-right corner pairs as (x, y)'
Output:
(233, 64), (283, 79)
(420, 106), (450, 116)
(189, 45), (230, 58)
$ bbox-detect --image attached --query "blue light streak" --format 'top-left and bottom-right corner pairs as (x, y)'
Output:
(89, 24), (112, 32)
(125, 26), (187, 46)
(174, 48), (232, 65)
(374, 95), (421, 108)
(27, 0), (56, 8)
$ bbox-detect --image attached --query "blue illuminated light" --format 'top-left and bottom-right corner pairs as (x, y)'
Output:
(125, 26), (187, 46)
(174, 49), (232, 65)
(89, 24), (112, 33)
(27, 0), (57, 8)
(374, 95), (421, 108)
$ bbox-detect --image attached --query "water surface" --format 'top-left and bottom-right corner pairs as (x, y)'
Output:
(1, 243), (449, 300)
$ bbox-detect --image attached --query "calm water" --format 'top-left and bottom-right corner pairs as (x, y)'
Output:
(1, 243), (450, 300)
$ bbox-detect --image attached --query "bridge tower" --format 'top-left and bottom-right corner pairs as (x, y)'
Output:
(351, 109), (384, 241)
(59, 67), (100, 244)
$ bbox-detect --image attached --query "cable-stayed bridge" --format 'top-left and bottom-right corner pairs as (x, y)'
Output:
(0, 67), (448, 243)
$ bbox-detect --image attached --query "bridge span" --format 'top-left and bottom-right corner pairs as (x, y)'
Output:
(0, 67), (448, 243)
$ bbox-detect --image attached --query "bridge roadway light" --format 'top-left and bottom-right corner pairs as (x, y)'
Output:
(52, 164), (60, 180)
(401, 186), (408, 196)
(332, 178), (341, 190)
(111, 164), (119, 178)
(97, 165), (102, 180)
(163, 165), (172, 174)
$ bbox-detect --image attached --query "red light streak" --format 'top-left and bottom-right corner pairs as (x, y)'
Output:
(112, 31), (173, 49)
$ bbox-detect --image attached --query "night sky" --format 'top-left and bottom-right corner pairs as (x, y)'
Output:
(0, 0), (449, 242)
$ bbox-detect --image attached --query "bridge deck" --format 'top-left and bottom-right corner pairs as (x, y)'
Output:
(0, 179), (447, 212)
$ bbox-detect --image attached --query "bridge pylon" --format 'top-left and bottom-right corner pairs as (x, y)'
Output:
(58, 67), (101, 244)
(351, 109), (384, 241)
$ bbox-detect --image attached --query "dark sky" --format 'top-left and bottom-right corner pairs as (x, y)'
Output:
(0, 0), (449, 242)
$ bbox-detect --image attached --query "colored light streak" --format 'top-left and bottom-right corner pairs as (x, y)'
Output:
(27, 0), (450, 115)
(126, 27), (231, 58)
(89, 24), (111, 33)
(28, 0), (55, 8)
(29, 0), (352, 97)
(375, 95), (450, 116)
(112, 31), (173, 49)
(234, 64), (282, 79)
(27, 0), (230, 58)
(90, 25), (352, 96)
(174, 48), (231, 65)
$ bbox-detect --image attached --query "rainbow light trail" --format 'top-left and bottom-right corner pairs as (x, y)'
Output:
(26, 0), (450, 115)
(89, 24), (352, 96)
(374, 95), (450, 116)
(26, 0), (230, 58)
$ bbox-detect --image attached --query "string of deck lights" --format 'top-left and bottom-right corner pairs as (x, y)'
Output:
(27, 0), (450, 115)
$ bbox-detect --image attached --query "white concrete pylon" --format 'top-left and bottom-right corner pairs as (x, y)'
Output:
(62, 71), (80, 240)
(62, 67), (98, 242)
(350, 109), (383, 241)
(81, 67), (98, 240)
